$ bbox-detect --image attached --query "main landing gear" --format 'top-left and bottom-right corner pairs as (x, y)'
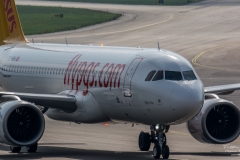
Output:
(138, 125), (170, 159)
(10, 143), (38, 153)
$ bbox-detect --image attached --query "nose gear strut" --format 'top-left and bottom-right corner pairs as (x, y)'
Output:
(138, 125), (170, 159)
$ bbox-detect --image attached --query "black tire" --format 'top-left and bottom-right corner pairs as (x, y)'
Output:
(153, 145), (161, 159)
(10, 146), (21, 153)
(26, 143), (38, 153)
(162, 145), (170, 159)
(162, 133), (167, 146)
(138, 131), (151, 151)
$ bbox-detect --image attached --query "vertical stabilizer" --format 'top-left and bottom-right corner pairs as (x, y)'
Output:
(0, 0), (28, 45)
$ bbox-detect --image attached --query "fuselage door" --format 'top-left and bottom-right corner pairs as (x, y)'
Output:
(123, 57), (143, 95)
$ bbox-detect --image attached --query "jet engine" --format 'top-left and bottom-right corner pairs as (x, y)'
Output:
(187, 96), (240, 144)
(0, 100), (45, 146)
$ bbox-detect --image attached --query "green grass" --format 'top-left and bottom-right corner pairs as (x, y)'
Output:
(46, 0), (204, 5)
(164, 0), (188, 5)
(46, 0), (159, 5)
(17, 6), (121, 35)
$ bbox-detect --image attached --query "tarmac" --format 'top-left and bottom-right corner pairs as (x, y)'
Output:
(0, 0), (240, 159)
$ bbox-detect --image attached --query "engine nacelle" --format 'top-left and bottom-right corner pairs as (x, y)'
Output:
(187, 98), (240, 144)
(0, 100), (45, 146)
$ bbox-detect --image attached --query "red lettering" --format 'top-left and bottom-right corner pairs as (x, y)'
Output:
(99, 63), (109, 87)
(4, 0), (11, 11)
(71, 61), (82, 90)
(9, 21), (16, 34)
(113, 64), (126, 88)
(76, 62), (87, 90)
(64, 54), (81, 84)
(6, 8), (14, 22)
(104, 64), (114, 88)
(65, 55), (126, 93)
(83, 62), (95, 91)
(4, 0), (17, 33)
(90, 62), (100, 87)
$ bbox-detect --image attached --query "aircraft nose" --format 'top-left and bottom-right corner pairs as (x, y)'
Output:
(170, 81), (204, 122)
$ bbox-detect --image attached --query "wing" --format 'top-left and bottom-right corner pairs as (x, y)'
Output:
(204, 83), (240, 95)
(0, 92), (77, 112)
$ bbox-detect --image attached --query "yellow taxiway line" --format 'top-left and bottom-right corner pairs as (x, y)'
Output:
(50, 14), (174, 39)
(192, 41), (240, 70)
(169, 131), (190, 136)
(91, 14), (174, 36)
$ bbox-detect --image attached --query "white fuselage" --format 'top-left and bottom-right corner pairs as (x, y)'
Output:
(0, 43), (204, 125)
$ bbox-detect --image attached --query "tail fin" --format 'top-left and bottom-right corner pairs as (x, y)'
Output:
(0, 0), (28, 45)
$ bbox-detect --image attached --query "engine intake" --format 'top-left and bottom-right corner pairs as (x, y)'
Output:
(187, 98), (240, 144)
(0, 100), (45, 146)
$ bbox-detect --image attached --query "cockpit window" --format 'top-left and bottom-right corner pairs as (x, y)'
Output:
(145, 70), (156, 81)
(152, 70), (163, 81)
(182, 70), (197, 80)
(165, 71), (183, 81)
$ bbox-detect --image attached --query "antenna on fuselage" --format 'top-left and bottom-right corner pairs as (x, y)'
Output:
(157, 41), (160, 51)
(32, 38), (34, 44)
(65, 37), (68, 46)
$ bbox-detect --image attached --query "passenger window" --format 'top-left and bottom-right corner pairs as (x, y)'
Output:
(152, 70), (163, 81)
(145, 70), (156, 81)
(165, 71), (183, 81)
(182, 70), (197, 81)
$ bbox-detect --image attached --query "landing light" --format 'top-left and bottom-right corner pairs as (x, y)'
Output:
(104, 123), (108, 126)
(155, 125), (159, 130)
(100, 44), (104, 47)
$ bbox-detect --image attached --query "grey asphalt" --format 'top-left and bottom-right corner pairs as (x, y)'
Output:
(1, 0), (240, 159)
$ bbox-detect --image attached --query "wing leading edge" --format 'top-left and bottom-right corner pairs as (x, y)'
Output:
(204, 83), (240, 95)
(0, 92), (77, 112)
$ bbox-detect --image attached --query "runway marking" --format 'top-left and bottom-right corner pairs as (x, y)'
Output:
(192, 41), (240, 70)
(191, 16), (238, 31)
(169, 131), (190, 136)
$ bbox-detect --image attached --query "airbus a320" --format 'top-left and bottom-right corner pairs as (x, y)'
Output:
(0, 0), (240, 159)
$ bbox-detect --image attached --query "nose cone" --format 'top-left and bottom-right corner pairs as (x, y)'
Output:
(170, 80), (204, 123)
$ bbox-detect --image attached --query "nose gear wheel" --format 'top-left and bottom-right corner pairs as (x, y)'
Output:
(153, 145), (161, 159)
(138, 131), (151, 151)
(162, 145), (170, 159)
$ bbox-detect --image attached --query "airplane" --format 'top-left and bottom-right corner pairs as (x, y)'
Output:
(0, 0), (240, 159)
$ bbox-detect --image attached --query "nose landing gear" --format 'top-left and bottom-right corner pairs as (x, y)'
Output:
(138, 125), (170, 159)
(152, 125), (170, 159)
